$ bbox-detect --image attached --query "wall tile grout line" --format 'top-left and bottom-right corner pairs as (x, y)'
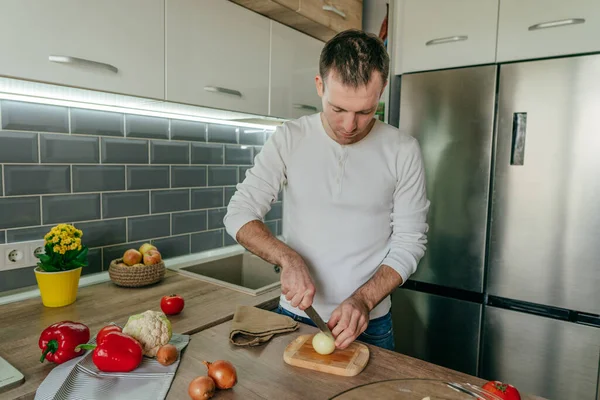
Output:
(39, 195), (43, 226)
(0, 161), (252, 167)
(67, 107), (72, 134)
(1, 128), (271, 146)
(37, 133), (41, 164)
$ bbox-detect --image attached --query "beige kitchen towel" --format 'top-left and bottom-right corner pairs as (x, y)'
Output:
(229, 305), (299, 346)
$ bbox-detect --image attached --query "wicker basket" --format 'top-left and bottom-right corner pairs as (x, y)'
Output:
(108, 258), (165, 287)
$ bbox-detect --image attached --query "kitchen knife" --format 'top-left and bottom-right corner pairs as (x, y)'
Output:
(304, 306), (335, 341)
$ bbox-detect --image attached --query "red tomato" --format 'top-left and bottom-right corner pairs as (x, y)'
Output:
(161, 294), (185, 315)
(96, 325), (122, 344)
(482, 381), (521, 400)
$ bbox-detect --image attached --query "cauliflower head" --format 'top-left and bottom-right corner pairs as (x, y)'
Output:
(122, 310), (172, 357)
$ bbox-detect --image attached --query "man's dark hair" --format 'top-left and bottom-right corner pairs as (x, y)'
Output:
(319, 29), (390, 88)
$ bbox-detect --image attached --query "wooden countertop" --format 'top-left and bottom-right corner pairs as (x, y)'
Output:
(0, 270), (280, 400)
(168, 321), (544, 400)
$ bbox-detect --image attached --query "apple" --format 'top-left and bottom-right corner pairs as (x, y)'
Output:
(139, 243), (157, 255)
(123, 249), (143, 266)
(143, 249), (162, 266)
(116, 262), (128, 268)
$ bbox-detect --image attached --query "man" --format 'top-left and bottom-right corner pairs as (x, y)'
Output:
(224, 29), (429, 351)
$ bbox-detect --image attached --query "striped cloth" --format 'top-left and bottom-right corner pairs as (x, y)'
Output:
(35, 333), (189, 400)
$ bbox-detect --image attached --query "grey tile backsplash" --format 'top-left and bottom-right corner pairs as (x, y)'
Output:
(171, 120), (207, 142)
(42, 194), (101, 224)
(0, 99), (281, 293)
(125, 114), (169, 140)
(207, 124), (237, 143)
(71, 108), (124, 137)
(225, 145), (253, 165)
(191, 143), (224, 164)
(101, 137), (148, 164)
(127, 166), (169, 190)
(192, 187), (224, 210)
(1, 100), (68, 133)
(4, 165), (70, 196)
(40, 134), (99, 163)
(72, 165), (125, 193)
(0, 131), (38, 163)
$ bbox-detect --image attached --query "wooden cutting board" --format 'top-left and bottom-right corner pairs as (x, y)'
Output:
(283, 334), (369, 377)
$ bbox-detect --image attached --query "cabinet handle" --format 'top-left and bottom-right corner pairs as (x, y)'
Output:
(510, 112), (527, 166)
(528, 18), (585, 31)
(425, 35), (468, 46)
(204, 86), (243, 97)
(48, 55), (118, 73)
(322, 5), (346, 19)
(293, 104), (318, 112)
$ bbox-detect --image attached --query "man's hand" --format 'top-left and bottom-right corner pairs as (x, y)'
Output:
(327, 296), (370, 350)
(280, 257), (316, 311)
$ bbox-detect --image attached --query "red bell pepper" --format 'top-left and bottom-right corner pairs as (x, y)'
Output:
(39, 321), (90, 364)
(78, 331), (143, 372)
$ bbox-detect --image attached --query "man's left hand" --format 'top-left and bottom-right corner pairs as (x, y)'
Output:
(327, 296), (370, 350)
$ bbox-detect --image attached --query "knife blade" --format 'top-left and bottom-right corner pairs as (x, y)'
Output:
(304, 306), (335, 341)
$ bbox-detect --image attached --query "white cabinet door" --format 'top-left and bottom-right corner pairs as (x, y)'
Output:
(497, 0), (600, 62)
(166, 0), (270, 115)
(270, 21), (324, 120)
(400, 0), (498, 73)
(0, 0), (164, 99)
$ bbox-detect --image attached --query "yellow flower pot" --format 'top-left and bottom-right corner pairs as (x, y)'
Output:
(34, 267), (82, 307)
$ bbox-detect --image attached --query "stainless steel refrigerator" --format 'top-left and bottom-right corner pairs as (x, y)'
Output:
(391, 54), (600, 400)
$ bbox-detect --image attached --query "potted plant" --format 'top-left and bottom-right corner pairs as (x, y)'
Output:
(34, 224), (89, 307)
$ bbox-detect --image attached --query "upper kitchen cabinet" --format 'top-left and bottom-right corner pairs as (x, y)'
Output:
(0, 0), (165, 99)
(496, 0), (600, 62)
(397, 0), (498, 74)
(166, 0), (270, 115)
(270, 21), (324, 119)
(230, 0), (362, 42)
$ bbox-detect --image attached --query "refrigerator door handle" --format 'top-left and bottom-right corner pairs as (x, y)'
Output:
(510, 112), (527, 166)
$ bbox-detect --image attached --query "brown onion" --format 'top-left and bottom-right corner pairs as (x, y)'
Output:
(156, 344), (178, 366)
(202, 360), (237, 389)
(188, 376), (215, 400)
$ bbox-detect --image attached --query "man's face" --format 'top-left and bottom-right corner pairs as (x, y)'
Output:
(316, 70), (386, 145)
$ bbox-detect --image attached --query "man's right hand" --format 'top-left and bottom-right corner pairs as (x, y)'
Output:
(280, 257), (316, 311)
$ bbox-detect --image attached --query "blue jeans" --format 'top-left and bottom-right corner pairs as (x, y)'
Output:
(274, 304), (396, 351)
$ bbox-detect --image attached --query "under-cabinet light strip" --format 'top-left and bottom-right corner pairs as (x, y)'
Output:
(0, 91), (278, 131)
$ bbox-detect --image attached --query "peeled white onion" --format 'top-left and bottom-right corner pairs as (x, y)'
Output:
(312, 332), (335, 355)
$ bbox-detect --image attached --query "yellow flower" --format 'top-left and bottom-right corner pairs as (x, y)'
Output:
(53, 245), (60, 253)
(52, 236), (60, 243)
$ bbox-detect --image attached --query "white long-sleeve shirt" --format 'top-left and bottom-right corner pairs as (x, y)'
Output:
(224, 113), (430, 320)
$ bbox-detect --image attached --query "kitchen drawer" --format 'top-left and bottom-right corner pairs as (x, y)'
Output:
(166, 0), (270, 115)
(496, 0), (600, 62)
(400, 0), (498, 73)
(0, 0), (165, 100)
(270, 21), (324, 119)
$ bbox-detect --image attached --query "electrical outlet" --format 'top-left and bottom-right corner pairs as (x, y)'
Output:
(0, 240), (46, 271)
(0, 243), (30, 271)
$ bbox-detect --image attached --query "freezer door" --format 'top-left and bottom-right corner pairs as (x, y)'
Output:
(391, 288), (481, 375)
(488, 54), (600, 314)
(482, 306), (600, 400)
(399, 65), (497, 293)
